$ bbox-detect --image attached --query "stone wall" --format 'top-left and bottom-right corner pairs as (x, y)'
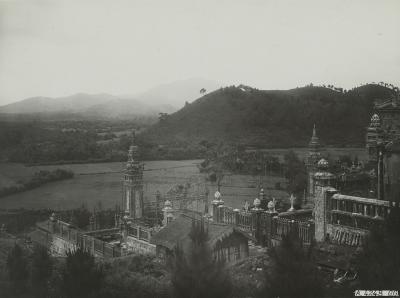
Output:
(49, 234), (78, 256)
(326, 224), (368, 246)
(125, 236), (156, 255)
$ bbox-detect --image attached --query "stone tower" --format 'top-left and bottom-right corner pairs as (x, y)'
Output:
(374, 92), (400, 141)
(306, 125), (322, 198)
(123, 133), (144, 220)
(313, 158), (337, 242)
(366, 114), (383, 164)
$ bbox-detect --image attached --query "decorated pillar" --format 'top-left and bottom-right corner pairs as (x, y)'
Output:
(265, 200), (279, 247)
(251, 197), (264, 245)
(123, 132), (144, 220)
(162, 200), (174, 226)
(212, 190), (224, 222)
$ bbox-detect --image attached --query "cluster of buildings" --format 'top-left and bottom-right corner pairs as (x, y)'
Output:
(32, 92), (400, 267)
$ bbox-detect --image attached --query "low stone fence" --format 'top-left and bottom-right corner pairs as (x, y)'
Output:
(212, 201), (314, 247)
(36, 220), (122, 258)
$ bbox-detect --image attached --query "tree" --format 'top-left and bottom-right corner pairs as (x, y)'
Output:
(261, 232), (324, 298)
(170, 219), (232, 298)
(6, 243), (29, 293)
(355, 207), (400, 289)
(31, 245), (53, 298)
(284, 151), (307, 200)
(61, 248), (104, 298)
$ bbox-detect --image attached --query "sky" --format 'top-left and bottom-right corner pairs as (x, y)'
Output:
(0, 0), (399, 105)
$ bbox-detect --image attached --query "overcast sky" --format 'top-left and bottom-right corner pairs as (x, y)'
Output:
(0, 0), (399, 105)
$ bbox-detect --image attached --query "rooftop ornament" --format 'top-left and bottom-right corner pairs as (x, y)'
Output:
(267, 199), (276, 213)
(253, 197), (261, 210)
(288, 194), (296, 212)
(213, 190), (223, 204)
(317, 158), (329, 169)
(244, 201), (250, 212)
(370, 114), (381, 127)
(163, 199), (173, 212)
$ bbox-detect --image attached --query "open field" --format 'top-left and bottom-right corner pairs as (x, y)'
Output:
(247, 147), (367, 162)
(0, 160), (203, 210)
(0, 160), (288, 211)
(0, 147), (366, 211)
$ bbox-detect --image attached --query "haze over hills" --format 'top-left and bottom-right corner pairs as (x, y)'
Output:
(0, 78), (220, 118)
(142, 83), (397, 148)
(125, 77), (221, 109)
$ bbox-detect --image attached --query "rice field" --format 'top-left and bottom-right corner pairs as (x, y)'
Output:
(0, 147), (366, 211)
(250, 147), (367, 162)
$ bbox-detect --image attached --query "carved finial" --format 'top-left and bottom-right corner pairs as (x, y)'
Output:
(288, 194), (295, 212)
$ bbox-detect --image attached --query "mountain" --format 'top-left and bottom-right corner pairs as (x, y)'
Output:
(0, 93), (116, 114)
(85, 98), (175, 118)
(0, 78), (219, 118)
(141, 84), (396, 148)
(0, 93), (175, 119)
(127, 77), (220, 109)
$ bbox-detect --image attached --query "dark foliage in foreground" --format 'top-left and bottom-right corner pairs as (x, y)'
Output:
(30, 245), (53, 298)
(6, 244), (29, 294)
(261, 232), (324, 298)
(61, 247), (104, 298)
(170, 219), (232, 298)
(355, 207), (400, 289)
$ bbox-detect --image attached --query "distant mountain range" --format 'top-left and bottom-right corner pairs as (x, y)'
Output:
(142, 84), (396, 148)
(0, 78), (220, 119)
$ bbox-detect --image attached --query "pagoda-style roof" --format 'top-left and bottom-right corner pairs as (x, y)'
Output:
(309, 124), (320, 148)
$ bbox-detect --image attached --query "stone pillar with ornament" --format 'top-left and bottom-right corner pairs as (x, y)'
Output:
(288, 194), (296, 212)
(162, 200), (174, 226)
(122, 211), (130, 242)
(264, 199), (278, 246)
(49, 212), (57, 233)
(251, 197), (264, 245)
(212, 190), (224, 223)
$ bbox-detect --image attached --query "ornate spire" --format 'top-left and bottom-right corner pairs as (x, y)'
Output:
(309, 124), (320, 148)
(369, 114), (381, 128)
(126, 131), (142, 174)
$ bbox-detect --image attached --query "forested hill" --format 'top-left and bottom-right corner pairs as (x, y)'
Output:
(142, 84), (396, 148)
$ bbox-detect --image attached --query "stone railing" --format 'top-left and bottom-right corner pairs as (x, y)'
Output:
(127, 223), (154, 242)
(37, 220), (122, 258)
(211, 200), (314, 247)
(328, 194), (389, 230)
(271, 217), (314, 245)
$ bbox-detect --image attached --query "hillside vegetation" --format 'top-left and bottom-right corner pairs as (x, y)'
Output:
(142, 84), (395, 148)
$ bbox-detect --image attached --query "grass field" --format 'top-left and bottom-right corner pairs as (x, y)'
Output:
(0, 159), (288, 211)
(0, 147), (366, 211)
(0, 160), (205, 210)
(249, 147), (367, 162)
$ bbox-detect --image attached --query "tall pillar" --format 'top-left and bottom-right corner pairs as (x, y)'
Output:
(162, 200), (174, 226)
(315, 188), (338, 242)
(212, 190), (223, 222)
(306, 124), (322, 203)
(251, 198), (264, 245)
(123, 132), (144, 220)
(377, 149), (384, 200)
(265, 200), (279, 247)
